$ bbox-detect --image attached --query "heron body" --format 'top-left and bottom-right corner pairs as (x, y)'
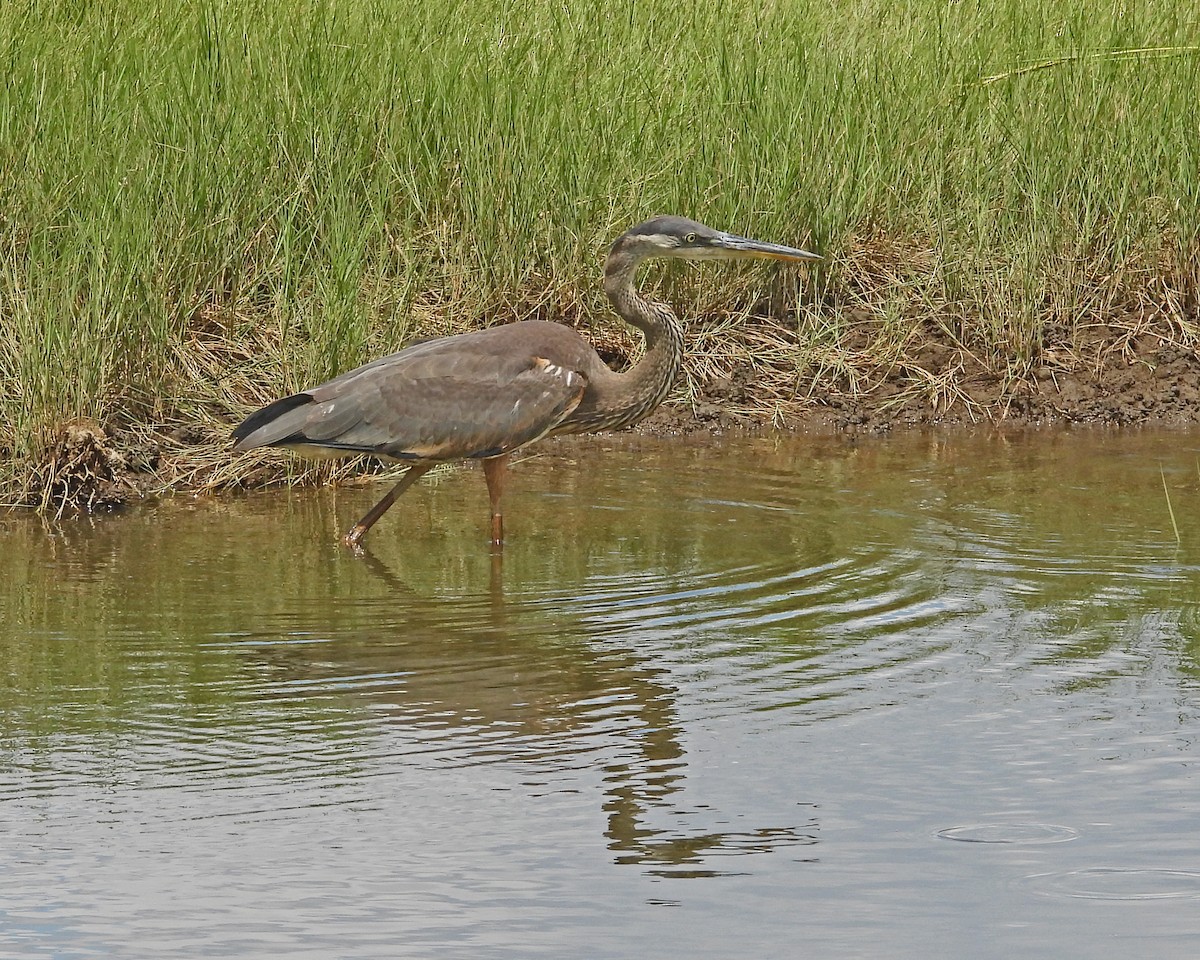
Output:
(232, 215), (819, 547)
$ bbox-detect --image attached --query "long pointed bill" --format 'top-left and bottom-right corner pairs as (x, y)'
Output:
(714, 232), (822, 263)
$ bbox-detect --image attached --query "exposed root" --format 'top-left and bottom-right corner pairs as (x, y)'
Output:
(21, 422), (134, 517)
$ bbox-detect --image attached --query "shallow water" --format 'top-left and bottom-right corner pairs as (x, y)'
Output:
(3, 428), (1200, 958)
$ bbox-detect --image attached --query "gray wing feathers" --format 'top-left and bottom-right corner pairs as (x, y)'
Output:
(233, 322), (594, 461)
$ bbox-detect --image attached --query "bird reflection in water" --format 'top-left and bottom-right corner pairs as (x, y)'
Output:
(250, 552), (818, 876)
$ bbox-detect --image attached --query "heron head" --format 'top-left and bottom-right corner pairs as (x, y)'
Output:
(612, 215), (821, 265)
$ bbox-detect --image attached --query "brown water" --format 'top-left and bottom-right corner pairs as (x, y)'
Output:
(4, 429), (1200, 959)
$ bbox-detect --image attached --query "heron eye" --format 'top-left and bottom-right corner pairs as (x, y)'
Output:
(684, 233), (697, 244)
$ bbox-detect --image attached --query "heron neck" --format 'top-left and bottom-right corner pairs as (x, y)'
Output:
(598, 249), (684, 430)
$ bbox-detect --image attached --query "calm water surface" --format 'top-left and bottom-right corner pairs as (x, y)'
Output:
(4, 429), (1200, 958)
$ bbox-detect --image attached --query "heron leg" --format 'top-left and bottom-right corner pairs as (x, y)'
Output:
(481, 454), (510, 546)
(344, 463), (434, 548)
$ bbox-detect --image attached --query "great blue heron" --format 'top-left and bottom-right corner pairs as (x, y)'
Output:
(232, 215), (820, 547)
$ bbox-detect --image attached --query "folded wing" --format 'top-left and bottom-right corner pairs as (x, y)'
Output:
(232, 325), (589, 462)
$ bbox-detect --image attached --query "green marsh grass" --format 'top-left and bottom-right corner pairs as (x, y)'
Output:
(1, 0), (1198, 499)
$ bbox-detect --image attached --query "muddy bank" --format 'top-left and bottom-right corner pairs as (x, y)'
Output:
(16, 315), (1200, 515)
(646, 318), (1200, 435)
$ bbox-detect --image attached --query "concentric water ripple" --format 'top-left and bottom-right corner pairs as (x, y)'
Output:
(1025, 868), (1200, 901)
(937, 823), (1080, 844)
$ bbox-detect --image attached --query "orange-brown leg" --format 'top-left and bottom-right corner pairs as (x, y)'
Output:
(343, 463), (434, 548)
(481, 454), (510, 546)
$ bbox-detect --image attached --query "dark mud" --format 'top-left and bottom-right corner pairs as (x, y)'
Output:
(647, 319), (1200, 435)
